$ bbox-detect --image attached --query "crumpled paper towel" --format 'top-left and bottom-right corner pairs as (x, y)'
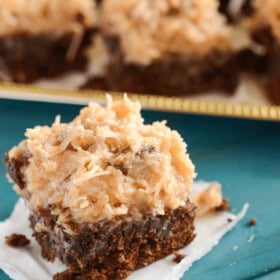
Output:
(0, 182), (248, 280)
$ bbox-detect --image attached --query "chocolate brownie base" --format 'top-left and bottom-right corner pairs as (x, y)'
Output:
(264, 47), (280, 105)
(0, 30), (94, 83)
(30, 202), (195, 279)
(80, 76), (109, 91)
(103, 37), (238, 96)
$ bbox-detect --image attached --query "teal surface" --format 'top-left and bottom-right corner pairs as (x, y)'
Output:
(0, 98), (279, 280)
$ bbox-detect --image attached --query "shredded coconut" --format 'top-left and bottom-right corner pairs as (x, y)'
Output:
(100, 0), (230, 65)
(0, 0), (95, 36)
(8, 96), (195, 224)
(192, 182), (223, 216)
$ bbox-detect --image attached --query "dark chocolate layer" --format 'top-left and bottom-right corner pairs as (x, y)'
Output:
(30, 201), (195, 280)
(0, 30), (94, 82)
(103, 37), (238, 96)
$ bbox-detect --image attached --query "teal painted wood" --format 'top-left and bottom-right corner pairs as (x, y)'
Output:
(0, 99), (279, 280)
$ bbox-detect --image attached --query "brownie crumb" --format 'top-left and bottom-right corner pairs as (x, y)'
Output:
(248, 218), (257, 226)
(215, 198), (231, 211)
(5, 233), (30, 247)
(227, 217), (233, 223)
(172, 251), (186, 264)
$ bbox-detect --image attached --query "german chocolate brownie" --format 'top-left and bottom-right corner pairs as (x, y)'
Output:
(242, 0), (280, 104)
(5, 97), (196, 279)
(98, 0), (239, 96)
(217, 0), (278, 92)
(0, 0), (96, 82)
(93, 0), (279, 101)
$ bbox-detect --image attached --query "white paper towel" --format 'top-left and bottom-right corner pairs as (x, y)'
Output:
(0, 182), (248, 280)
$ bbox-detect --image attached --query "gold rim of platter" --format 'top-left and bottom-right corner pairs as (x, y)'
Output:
(0, 82), (279, 121)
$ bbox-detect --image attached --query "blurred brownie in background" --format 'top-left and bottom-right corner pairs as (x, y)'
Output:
(218, 0), (280, 104)
(98, 0), (240, 96)
(244, 0), (280, 104)
(217, 0), (268, 75)
(0, 0), (96, 82)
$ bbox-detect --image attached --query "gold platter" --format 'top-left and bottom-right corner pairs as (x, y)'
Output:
(0, 82), (279, 121)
